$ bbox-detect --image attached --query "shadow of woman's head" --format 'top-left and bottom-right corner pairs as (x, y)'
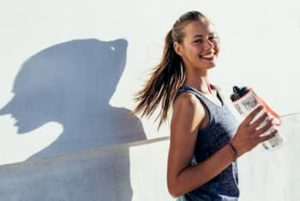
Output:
(0, 38), (147, 201)
(0, 39), (128, 134)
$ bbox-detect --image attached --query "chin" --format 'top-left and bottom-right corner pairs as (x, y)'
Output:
(204, 63), (216, 69)
(209, 63), (216, 68)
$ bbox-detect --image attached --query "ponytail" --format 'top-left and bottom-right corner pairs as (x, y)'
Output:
(134, 29), (185, 127)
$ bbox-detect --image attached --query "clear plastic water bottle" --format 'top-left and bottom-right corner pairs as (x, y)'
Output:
(230, 86), (284, 150)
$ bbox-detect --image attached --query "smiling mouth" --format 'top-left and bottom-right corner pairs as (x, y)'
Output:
(200, 53), (215, 61)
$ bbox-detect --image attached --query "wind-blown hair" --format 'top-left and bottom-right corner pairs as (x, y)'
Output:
(134, 11), (209, 127)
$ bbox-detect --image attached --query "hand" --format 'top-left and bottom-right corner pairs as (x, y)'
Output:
(231, 106), (277, 157)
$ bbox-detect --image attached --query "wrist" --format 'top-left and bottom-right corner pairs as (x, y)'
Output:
(228, 142), (238, 162)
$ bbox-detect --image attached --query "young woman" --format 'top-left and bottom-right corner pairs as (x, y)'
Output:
(135, 11), (276, 200)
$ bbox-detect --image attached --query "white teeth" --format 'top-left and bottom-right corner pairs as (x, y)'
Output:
(201, 54), (214, 59)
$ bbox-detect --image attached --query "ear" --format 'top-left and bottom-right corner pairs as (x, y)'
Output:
(173, 41), (184, 56)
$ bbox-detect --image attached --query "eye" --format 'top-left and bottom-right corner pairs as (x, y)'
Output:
(208, 35), (218, 42)
(194, 39), (203, 43)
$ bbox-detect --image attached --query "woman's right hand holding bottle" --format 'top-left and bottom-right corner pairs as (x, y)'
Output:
(231, 106), (277, 157)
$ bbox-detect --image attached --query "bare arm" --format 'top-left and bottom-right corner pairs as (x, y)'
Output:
(167, 94), (276, 197)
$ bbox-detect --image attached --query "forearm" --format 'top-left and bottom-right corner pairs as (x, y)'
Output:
(169, 143), (236, 197)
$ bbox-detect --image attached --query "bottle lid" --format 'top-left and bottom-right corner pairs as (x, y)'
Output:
(233, 86), (240, 94)
(239, 86), (249, 97)
(232, 85), (249, 98)
(230, 93), (240, 101)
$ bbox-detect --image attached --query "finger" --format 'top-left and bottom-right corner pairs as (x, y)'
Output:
(257, 130), (277, 143)
(250, 112), (269, 128)
(256, 120), (274, 135)
(243, 106), (264, 126)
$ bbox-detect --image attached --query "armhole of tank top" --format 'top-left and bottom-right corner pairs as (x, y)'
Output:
(212, 85), (227, 106)
(175, 90), (212, 130)
(194, 93), (212, 131)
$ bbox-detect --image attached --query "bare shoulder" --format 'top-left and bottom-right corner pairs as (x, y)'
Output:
(173, 92), (204, 115)
(171, 92), (205, 133)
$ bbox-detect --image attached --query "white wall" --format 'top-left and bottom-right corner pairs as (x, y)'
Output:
(1, 0), (300, 164)
(0, 0), (299, 200)
(0, 115), (299, 201)
(0, 138), (172, 201)
(239, 114), (300, 201)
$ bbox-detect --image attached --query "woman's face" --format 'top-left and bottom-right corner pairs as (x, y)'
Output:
(174, 19), (220, 72)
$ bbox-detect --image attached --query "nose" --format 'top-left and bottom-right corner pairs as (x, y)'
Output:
(203, 38), (214, 50)
(0, 102), (12, 115)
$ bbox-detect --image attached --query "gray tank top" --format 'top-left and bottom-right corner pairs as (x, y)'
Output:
(176, 85), (240, 201)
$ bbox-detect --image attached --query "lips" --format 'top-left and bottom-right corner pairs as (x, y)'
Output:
(200, 53), (215, 61)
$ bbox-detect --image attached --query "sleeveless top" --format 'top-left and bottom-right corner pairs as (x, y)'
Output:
(176, 85), (240, 201)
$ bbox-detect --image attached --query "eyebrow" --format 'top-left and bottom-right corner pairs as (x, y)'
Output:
(193, 33), (216, 38)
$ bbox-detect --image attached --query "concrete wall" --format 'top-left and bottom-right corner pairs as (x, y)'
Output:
(0, 138), (171, 201)
(0, 115), (299, 201)
(0, 0), (300, 200)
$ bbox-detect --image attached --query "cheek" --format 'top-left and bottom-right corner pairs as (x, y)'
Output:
(183, 45), (199, 56)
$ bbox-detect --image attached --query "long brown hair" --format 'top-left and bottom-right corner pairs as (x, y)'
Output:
(134, 11), (209, 127)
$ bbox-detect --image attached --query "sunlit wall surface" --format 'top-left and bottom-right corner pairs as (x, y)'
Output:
(0, 0), (299, 200)
(239, 114), (300, 201)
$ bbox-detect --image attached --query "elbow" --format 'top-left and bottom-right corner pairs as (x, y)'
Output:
(167, 180), (183, 198)
(168, 186), (181, 198)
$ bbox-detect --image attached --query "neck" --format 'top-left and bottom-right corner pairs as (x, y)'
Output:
(184, 75), (213, 95)
(183, 63), (215, 94)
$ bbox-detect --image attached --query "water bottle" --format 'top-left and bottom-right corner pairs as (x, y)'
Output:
(230, 86), (284, 150)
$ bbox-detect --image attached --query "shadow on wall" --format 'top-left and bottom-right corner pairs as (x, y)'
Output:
(0, 39), (146, 201)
